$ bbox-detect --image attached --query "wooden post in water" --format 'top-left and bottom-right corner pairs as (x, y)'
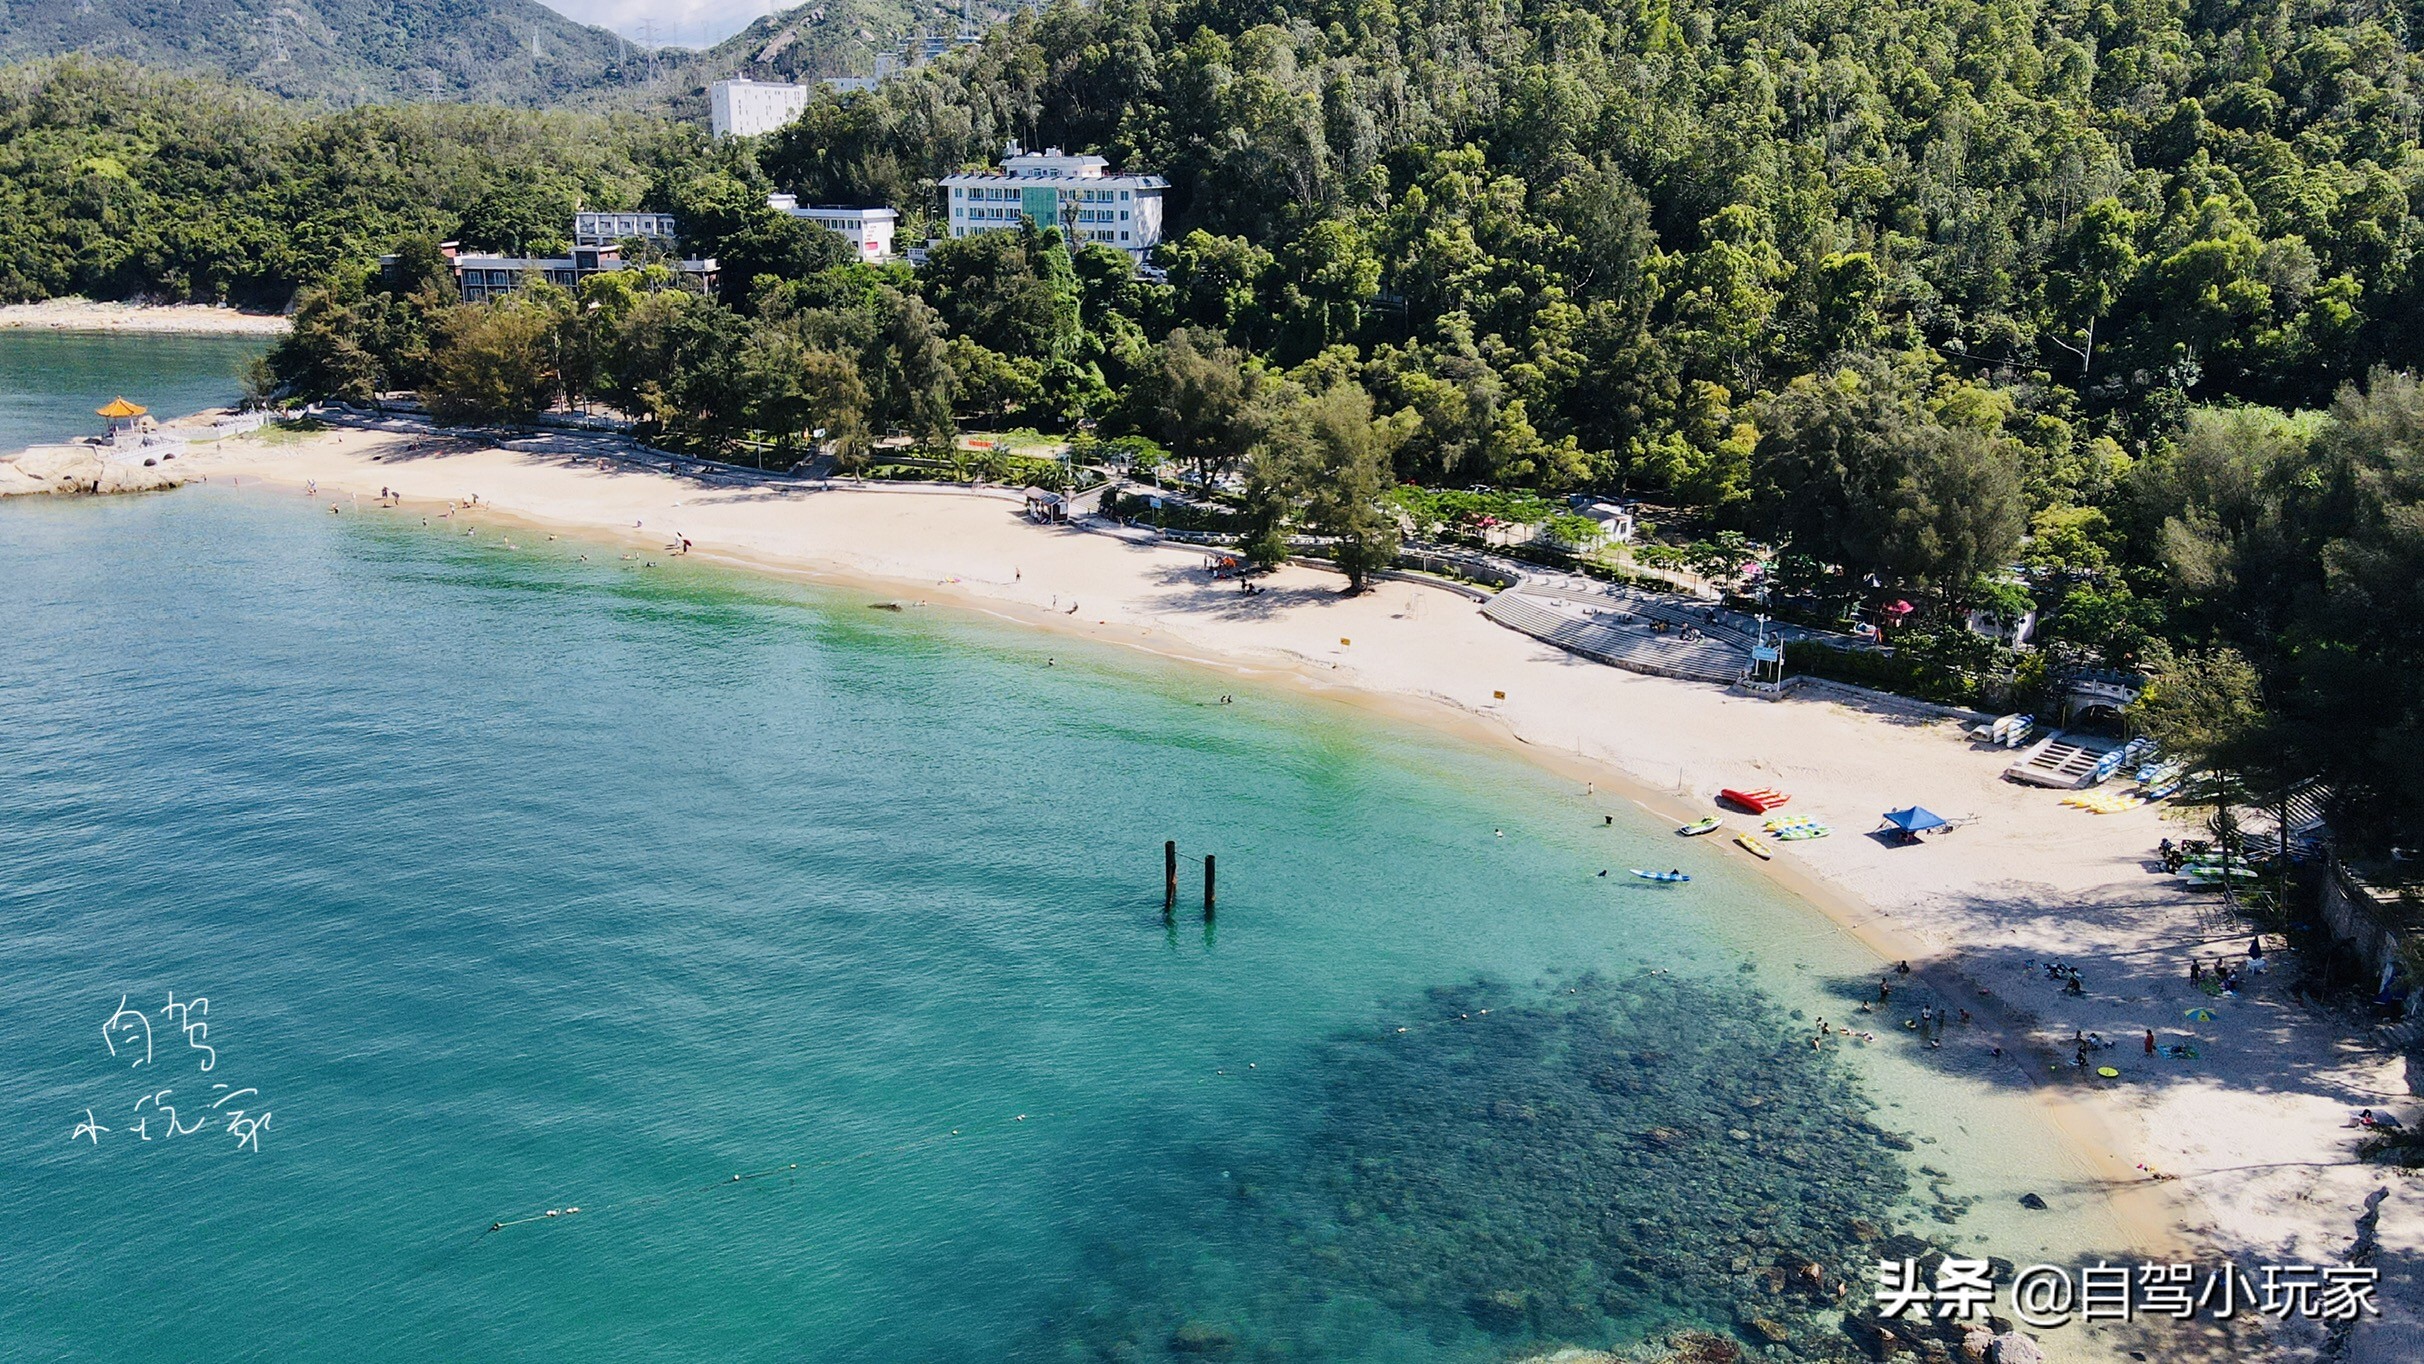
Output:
(1165, 840), (1178, 918)
(1203, 854), (1216, 921)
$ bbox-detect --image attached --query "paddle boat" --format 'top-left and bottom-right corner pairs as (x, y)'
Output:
(1630, 868), (1692, 883)
(1720, 787), (1792, 813)
(1733, 833), (1774, 861)
(1676, 816), (1722, 837)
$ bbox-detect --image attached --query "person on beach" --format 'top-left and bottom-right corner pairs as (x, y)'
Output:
(2249, 937), (2269, 973)
(2144, 1029), (2157, 1055)
(2191, 958), (2204, 985)
(1895, 960), (1912, 975)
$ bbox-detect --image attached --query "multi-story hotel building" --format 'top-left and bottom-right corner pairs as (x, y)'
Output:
(939, 145), (1167, 260)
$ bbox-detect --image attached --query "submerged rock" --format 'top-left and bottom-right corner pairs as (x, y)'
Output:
(1467, 1287), (1530, 1332)
(1040, 973), (1934, 1361)
(1166, 1320), (1235, 1356)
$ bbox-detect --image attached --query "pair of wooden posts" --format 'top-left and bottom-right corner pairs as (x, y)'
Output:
(1165, 839), (1213, 921)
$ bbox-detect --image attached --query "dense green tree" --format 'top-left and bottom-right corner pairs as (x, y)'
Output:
(425, 295), (561, 423)
(1277, 383), (1402, 591)
(1141, 326), (1272, 489)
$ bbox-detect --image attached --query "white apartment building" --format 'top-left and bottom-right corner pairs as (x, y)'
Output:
(939, 144), (1168, 260)
(708, 79), (809, 139)
(766, 194), (898, 261)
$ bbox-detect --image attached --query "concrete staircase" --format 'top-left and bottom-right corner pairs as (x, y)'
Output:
(1481, 591), (1749, 685)
(2003, 731), (2120, 789)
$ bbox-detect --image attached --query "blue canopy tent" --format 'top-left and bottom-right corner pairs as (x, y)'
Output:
(1882, 806), (1950, 840)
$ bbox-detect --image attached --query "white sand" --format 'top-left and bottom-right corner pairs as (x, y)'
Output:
(0, 298), (289, 335)
(182, 425), (2417, 1360)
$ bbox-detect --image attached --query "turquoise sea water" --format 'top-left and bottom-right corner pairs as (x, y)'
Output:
(0, 330), (266, 454)
(0, 484), (2126, 1362)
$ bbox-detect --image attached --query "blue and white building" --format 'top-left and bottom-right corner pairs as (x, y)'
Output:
(939, 145), (1167, 261)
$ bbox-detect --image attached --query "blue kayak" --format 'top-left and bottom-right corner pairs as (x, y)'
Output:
(1629, 869), (1691, 883)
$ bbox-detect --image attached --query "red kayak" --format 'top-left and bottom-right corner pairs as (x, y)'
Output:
(1720, 787), (1792, 813)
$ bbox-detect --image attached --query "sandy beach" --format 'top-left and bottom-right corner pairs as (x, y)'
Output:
(0, 297), (290, 335)
(176, 422), (2415, 1361)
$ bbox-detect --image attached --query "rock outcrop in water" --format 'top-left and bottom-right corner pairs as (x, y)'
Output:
(0, 444), (188, 497)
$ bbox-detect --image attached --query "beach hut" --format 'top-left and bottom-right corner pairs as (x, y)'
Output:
(96, 397), (150, 440)
(1022, 487), (1069, 523)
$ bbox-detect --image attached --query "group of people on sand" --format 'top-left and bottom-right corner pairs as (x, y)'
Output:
(2189, 937), (2268, 995)
(2030, 958), (2089, 996)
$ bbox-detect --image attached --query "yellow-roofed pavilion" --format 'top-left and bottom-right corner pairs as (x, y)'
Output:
(96, 397), (149, 437)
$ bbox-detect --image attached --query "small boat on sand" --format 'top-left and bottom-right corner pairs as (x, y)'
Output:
(1721, 787), (1792, 813)
(1676, 816), (1722, 837)
(1630, 869), (1691, 883)
(1733, 833), (1774, 861)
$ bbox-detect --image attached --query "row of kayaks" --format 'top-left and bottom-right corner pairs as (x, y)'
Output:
(2178, 859), (2261, 886)
(2062, 780), (2183, 814)
(1641, 787), (1805, 880)
(1678, 822), (1779, 860)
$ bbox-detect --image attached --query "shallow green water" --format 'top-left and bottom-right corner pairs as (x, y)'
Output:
(0, 486), (2125, 1362)
(0, 329), (266, 454)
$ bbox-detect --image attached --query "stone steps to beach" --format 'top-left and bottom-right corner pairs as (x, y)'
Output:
(1481, 590), (1748, 685)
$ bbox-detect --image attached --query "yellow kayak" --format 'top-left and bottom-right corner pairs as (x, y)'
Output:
(1734, 833), (1773, 861)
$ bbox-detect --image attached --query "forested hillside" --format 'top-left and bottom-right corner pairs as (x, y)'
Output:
(0, 0), (651, 104)
(6, 0), (2424, 835)
(669, 0), (980, 85)
(0, 60), (695, 300)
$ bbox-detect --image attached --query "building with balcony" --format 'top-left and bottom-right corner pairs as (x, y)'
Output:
(573, 212), (680, 247)
(939, 144), (1167, 260)
(766, 194), (898, 262)
(385, 238), (719, 305)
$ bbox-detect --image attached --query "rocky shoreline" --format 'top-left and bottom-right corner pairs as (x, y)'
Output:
(0, 298), (288, 335)
(0, 443), (191, 497)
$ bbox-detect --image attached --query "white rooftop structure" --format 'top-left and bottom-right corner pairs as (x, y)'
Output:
(767, 194), (899, 262)
(573, 212), (679, 247)
(709, 79), (808, 139)
(938, 143), (1168, 260)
